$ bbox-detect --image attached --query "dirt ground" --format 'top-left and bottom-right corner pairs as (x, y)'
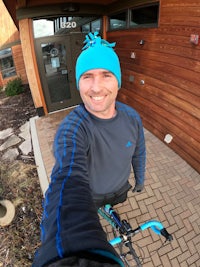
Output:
(0, 85), (37, 132)
(0, 87), (43, 266)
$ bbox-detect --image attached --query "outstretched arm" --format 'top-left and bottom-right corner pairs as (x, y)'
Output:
(33, 114), (123, 267)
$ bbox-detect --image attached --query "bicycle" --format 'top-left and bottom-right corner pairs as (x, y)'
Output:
(98, 204), (173, 267)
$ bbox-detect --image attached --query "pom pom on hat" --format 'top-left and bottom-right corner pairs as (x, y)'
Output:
(75, 32), (121, 89)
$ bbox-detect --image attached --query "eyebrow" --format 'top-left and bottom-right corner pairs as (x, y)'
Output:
(82, 70), (112, 76)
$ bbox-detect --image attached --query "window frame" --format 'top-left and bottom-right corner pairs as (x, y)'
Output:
(91, 19), (101, 33)
(108, 2), (160, 32)
(108, 10), (128, 31)
(81, 18), (102, 34)
(129, 2), (160, 29)
(0, 48), (16, 79)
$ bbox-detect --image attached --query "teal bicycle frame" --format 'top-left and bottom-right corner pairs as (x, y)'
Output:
(98, 204), (173, 266)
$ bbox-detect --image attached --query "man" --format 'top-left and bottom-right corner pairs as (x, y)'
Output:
(32, 32), (146, 267)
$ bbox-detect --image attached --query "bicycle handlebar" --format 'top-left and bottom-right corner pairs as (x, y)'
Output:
(110, 236), (123, 246)
(109, 219), (173, 245)
(104, 204), (173, 245)
(139, 220), (173, 241)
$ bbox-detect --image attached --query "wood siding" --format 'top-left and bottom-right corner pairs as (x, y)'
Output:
(12, 44), (28, 84)
(0, 0), (28, 86)
(0, 45), (28, 86)
(107, 0), (200, 173)
(0, 1), (19, 47)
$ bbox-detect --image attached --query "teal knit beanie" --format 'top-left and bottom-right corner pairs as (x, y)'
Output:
(75, 32), (121, 89)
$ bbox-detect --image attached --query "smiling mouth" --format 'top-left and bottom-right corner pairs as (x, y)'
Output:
(91, 96), (105, 101)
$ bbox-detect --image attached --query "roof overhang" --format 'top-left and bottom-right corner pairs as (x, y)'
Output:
(3, 0), (120, 29)
(3, 0), (19, 28)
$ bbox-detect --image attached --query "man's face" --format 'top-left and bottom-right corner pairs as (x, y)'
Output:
(79, 69), (119, 119)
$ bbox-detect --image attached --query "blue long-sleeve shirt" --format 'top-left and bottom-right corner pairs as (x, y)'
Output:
(52, 101), (146, 195)
(32, 101), (146, 266)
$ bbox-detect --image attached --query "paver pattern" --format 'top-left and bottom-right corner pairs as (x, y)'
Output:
(35, 109), (200, 267)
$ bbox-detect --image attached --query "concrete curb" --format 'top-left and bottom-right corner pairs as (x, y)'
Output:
(30, 116), (49, 196)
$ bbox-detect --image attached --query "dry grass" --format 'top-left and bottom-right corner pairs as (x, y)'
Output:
(0, 161), (43, 267)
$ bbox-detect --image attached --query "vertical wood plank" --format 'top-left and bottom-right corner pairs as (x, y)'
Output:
(19, 18), (47, 113)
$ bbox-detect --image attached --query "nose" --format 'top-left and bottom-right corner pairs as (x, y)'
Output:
(91, 76), (102, 92)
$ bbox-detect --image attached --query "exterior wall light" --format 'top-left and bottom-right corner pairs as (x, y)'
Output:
(139, 40), (145, 45)
(61, 3), (80, 12)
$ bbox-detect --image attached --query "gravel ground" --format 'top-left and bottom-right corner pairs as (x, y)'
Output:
(0, 87), (43, 267)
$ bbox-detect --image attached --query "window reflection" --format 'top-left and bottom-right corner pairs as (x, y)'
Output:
(130, 4), (159, 27)
(82, 23), (90, 33)
(91, 19), (101, 33)
(33, 19), (54, 38)
(108, 3), (159, 31)
(33, 17), (102, 38)
(109, 12), (127, 30)
(0, 48), (16, 79)
(41, 42), (71, 103)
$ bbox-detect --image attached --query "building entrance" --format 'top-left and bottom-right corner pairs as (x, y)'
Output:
(35, 33), (84, 112)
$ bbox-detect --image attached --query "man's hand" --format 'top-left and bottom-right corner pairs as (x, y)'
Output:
(132, 183), (144, 193)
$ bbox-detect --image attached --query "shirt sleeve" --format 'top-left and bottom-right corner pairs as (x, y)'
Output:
(132, 115), (146, 185)
(32, 113), (123, 267)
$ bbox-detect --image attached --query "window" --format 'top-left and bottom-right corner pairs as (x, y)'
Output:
(81, 18), (102, 34)
(0, 48), (16, 79)
(82, 23), (90, 33)
(33, 19), (54, 38)
(109, 12), (127, 30)
(33, 17), (102, 37)
(91, 19), (101, 33)
(108, 2), (159, 31)
(130, 3), (159, 28)
(33, 17), (79, 37)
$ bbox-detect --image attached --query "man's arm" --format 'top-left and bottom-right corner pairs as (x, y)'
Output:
(32, 115), (123, 267)
(132, 117), (146, 192)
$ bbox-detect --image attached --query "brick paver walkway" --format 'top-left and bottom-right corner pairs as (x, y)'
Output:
(33, 110), (200, 267)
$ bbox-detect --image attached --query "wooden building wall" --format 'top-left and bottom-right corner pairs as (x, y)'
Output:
(12, 44), (28, 84)
(0, 0), (27, 86)
(0, 1), (19, 46)
(107, 0), (200, 173)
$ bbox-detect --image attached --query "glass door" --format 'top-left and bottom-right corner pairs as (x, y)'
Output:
(35, 34), (83, 112)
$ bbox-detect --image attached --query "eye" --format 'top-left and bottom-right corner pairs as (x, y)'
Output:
(82, 74), (91, 79)
(104, 72), (112, 78)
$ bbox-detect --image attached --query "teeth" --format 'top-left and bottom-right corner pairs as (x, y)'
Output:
(92, 96), (104, 100)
